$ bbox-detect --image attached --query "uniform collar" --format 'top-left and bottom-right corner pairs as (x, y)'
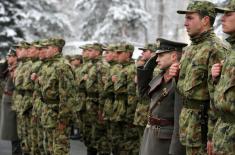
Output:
(190, 28), (215, 44)
(226, 35), (235, 50)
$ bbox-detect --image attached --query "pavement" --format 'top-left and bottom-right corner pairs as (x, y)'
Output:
(0, 139), (87, 155)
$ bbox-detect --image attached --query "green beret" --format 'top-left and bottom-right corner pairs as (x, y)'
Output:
(7, 47), (17, 56)
(13, 41), (31, 49)
(155, 38), (187, 54)
(115, 43), (134, 53)
(177, 0), (216, 18)
(138, 43), (158, 52)
(216, 0), (235, 13)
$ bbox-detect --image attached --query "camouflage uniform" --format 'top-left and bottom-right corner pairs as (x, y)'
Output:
(177, 2), (226, 153)
(38, 39), (77, 155)
(83, 43), (103, 154)
(211, 2), (235, 153)
(13, 42), (32, 154)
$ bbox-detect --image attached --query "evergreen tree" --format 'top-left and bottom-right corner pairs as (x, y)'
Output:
(0, 0), (24, 55)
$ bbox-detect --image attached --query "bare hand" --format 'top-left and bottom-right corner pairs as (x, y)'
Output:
(112, 75), (117, 82)
(83, 74), (88, 81)
(211, 63), (222, 80)
(207, 140), (213, 155)
(31, 73), (38, 81)
(169, 63), (180, 77)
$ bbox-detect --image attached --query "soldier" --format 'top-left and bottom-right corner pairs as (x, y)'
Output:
(83, 43), (103, 155)
(0, 48), (21, 155)
(138, 38), (187, 155)
(110, 43), (138, 155)
(13, 41), (32, 154)
(35, 38), (77, 155)
(96, 44), (117, 155)
(210, 1), (235, 154)
(134, 43), (158, 145)
(75, 44), (92, 148)
(138, 43), (157, 64)
(69, 54), (83, 140)
(31, 40), (52, 155)
(169, 1), (227, 154)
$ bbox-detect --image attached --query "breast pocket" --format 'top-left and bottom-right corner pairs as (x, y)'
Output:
(184, 62), (208, 99)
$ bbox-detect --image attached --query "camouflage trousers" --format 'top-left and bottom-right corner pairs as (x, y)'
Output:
(185, 146), (207, 155)
(119, 124), (140, 155)
(95, 121), (112, 154)
(212, 118), (235, 155)
(43, 127), (70, 155)
(83, 96), (99, 150)
(110, 122), (125, 155)
(31, 115), (44, 155)
(17, 113), (31, 154)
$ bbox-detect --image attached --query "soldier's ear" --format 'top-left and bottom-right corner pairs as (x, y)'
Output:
(170, 51), (178, 62)
(201, 16), (210, 27)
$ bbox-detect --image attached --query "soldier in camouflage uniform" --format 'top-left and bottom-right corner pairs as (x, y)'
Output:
(96, 44), (118, 155)
(13, 41), (32, 154)
(210, 1), (235, 154)
(68, 54), (83, 140)
(75, 44), (91, 148)
(83, 43), (103, 155)
(133, 43), (158, 146)
(34, 38), (77, 155)
(169, 1), (227, 154)
(110, 43), (138, 155)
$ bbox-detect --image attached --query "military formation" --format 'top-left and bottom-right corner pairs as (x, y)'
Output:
(0, 0), (235, 155)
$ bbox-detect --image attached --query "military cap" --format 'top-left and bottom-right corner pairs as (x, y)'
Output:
(70, 55), (83, 60)
(31, 40), (43, 48)
(7, 47), (17, 56)
(79, 44), (91, 50)
(64, 55), (71, 60)
(155, 38), (187, 54)
(102, 44), (117, 51)
(13, 41), (31, 48)
(115, 43), (134, 53)
(138, 43), (158, 52)
(177, 1), (216, 17)
(88, 43), (103, 52)
(215, 0), (235, 13)
(41, 38), (65, 48)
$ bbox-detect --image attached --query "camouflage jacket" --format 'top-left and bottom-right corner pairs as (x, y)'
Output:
(177, 29), (226, 146)
(213, 36), (235, 123)
(38, 55), (77, 128)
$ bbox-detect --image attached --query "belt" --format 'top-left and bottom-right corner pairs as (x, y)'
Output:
(4, 90), (13, 96)
(148, 116), (174, 126)
(183, 98), (209, 110)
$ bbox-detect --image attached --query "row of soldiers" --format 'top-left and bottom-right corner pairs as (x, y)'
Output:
(0, 37), (160, 155)
(1, 0), (235, 155)
(64, 42), (160, 155)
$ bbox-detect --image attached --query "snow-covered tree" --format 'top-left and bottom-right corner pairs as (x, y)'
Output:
(17, 0), (74, 41)
(75, 0), (151, 43)
(0, 0), (24, 55)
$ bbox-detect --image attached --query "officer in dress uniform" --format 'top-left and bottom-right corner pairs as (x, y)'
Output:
(138, 38), (187, 155)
